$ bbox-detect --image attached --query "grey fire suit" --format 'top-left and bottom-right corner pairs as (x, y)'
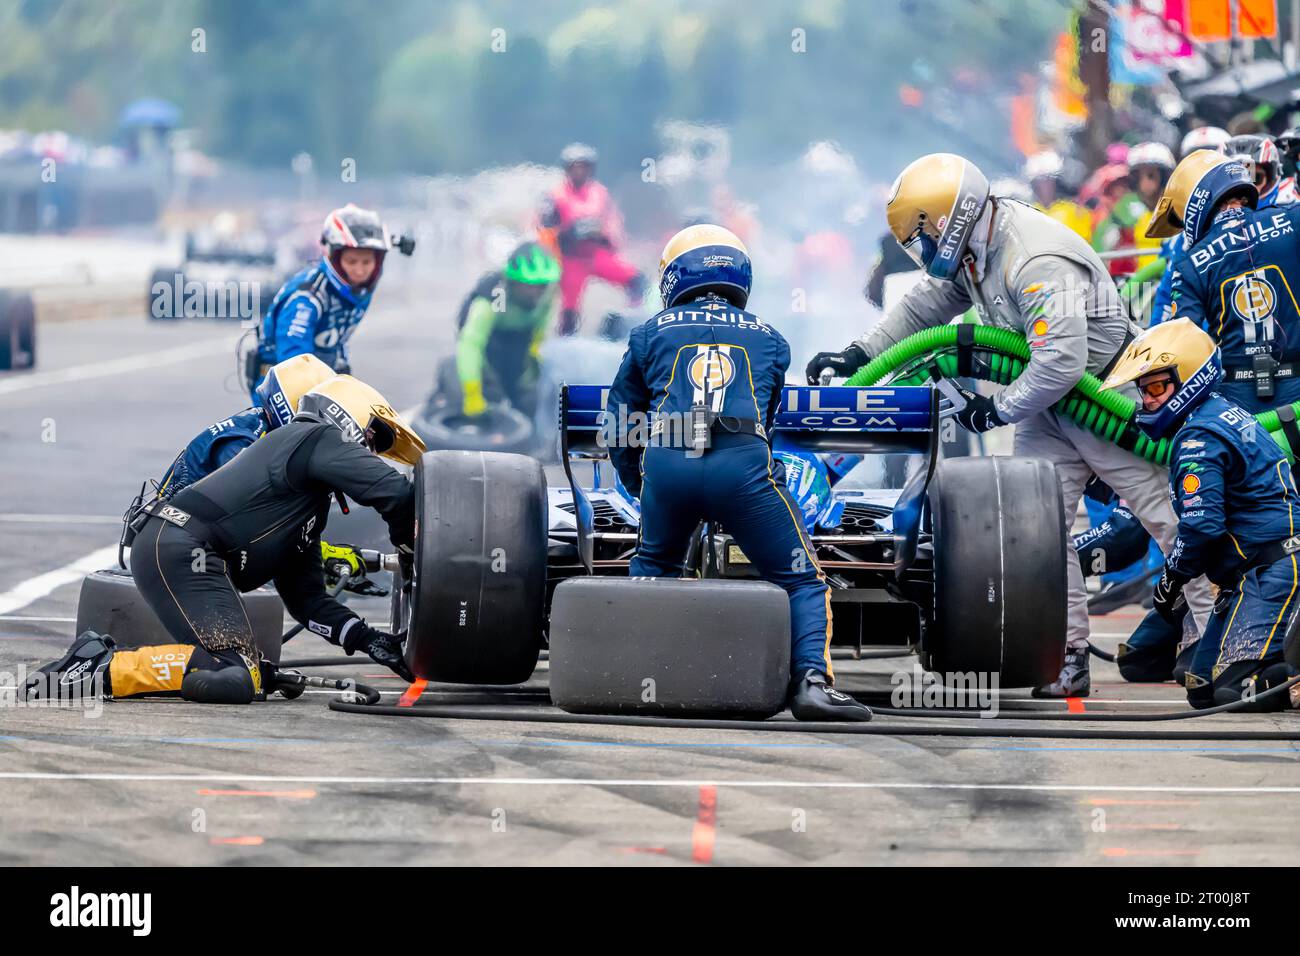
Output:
(856, 198), (1212, 649)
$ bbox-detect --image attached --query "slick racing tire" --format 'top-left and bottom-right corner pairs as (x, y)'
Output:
(0, 290), (36, 370)
(403, 450), (546, 683)
(924, 456), (1066, 688)
(75, 568), (286, 664)
(548, 577), (791, 719)
(413, 403), (535, 455)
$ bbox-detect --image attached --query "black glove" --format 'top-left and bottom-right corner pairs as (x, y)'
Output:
(1153, 565), (1191, 623)
(344, 622), (415, 682)
(398, 551), (414, 588)
(952, 386), (1007, 434)
(805, 344), (869, 385)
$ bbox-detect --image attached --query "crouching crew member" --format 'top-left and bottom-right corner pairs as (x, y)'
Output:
(1102, 319), (1300, 709)
(604, 224), (872, 721)
(23, 376), (425, 704)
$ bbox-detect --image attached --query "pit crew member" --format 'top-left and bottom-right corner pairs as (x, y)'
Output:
(604, 224), (872, 721)
(539, 143), (646, 336)
(1102, 319), (1300, 709)
(805, 152), (1212, 698)
(251, 204), (409, 399)
(23, 377), (425, 704)
(455, 242), (560, 419)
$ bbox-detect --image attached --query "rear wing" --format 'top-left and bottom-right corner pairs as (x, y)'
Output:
(558, 384), (940, 573)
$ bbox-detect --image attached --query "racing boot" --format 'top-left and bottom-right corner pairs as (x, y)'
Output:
(1032, 646), (1091, 699)
(788, 669), (873, 722)
(18, 631), (115, 702)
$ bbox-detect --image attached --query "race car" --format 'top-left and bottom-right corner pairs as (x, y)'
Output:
(147, 221), (292, 322)
(390, 382), (1069, 717)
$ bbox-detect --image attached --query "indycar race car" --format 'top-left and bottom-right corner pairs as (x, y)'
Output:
(389, 382), (1069, 718)
(147, 227), (290, 322)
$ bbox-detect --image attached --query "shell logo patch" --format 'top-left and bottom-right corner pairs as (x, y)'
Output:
(1182, 473), (1201, 495)
(1031, 318), (1049, 337)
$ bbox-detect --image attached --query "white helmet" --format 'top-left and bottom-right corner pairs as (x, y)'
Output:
(1023, 150), (1064, 182)
(1179, 126), (1230, 157)
(1128, 141), (1176, 171)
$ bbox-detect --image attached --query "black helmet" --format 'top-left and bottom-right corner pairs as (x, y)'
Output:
(1275, 128), (1300, 177)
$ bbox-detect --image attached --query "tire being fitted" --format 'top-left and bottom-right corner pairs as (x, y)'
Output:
(403, 450), (546, 683)
(924, 456), (1066, 688)
(0, 290), (36, 370)
(75, 568), (285, 664)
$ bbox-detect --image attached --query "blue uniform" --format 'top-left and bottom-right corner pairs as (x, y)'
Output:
(606, 295), (833, 678)
(1166, 394), (1300, 703)
(157, 407), (266, 500)
(256, 260), (372, 393)
(1168, 203), (1300, 413)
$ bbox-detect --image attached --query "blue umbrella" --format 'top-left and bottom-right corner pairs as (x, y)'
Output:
(119, 98), (181, 129)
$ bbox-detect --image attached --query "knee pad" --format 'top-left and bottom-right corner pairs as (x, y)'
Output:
(180, 655), (263, 705)
(1116, 640), (1177, 683)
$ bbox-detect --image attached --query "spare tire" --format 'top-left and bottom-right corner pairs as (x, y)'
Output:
(924, 456), (1066, 688)
(0, 290), (36, 370)
(413, 403), (535, 455)
(404, 450), (546, 683)
(75, 568), (286, 665)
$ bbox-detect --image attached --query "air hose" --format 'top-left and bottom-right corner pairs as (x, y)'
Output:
(326, 675), (1300, 741)
(842, 324), (1300, 465)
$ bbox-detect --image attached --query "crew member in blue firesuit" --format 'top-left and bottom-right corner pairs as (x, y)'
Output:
(251, 204), (412, 401)
(1103, 318), (1300, 710)
(603, 224), (873, 721)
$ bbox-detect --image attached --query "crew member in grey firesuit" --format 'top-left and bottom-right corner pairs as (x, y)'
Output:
(604, 224), (872, 721)
(1103, 318), (1300, 709)
(21, 377), (425, 704)
(805, 152), (1212, 698)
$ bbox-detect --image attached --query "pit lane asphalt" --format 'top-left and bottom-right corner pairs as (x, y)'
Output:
(1, 292), (1299, 866)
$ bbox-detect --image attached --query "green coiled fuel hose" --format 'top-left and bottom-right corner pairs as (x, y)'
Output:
(842, 324), (1300, 465)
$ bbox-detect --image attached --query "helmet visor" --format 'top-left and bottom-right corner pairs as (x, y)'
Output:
(900, 223), (939, 269)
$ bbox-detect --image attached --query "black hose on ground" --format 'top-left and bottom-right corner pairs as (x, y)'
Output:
(325, 676), (1300, 740)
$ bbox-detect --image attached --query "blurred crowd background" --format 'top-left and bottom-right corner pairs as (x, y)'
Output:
(2, 0), (1300, 348)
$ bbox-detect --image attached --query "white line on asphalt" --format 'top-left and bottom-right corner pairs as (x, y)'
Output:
(0, 336), (236, 396)
(0, 616), (76, 623)
(0, 545), (118, 616)
(0, 773), (1297, 794)
(0, 514), (121, 524)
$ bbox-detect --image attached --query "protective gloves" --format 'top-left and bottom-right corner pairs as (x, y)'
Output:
(1152, 564), (1191, 623)
(952, 386), (1007, 434)
(804, 344), (869, 385)
(463, 380), (488, 417)
(342, 620), (415, 683)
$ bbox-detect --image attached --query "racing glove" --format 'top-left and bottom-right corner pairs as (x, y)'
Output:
(321, 541), (388, 597)
(805, 344), (869, 385)
(342, 620), (415, 683)
(463, 380), (488, 417)
(1152, 564), (1191, 623)
(952, 386), (1006, 434)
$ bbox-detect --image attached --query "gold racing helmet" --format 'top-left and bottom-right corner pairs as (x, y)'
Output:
(295, 375), (426, 466)
(886, 153), (990, 282)
(1144, 150), (1257, 245)
(1100, 318), (1223, 439)
(255, 354), (337, 428)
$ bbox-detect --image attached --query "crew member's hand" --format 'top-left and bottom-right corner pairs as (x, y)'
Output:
(463, 380), (488, 417)
(1153, 565), (1190, 623)
(952, 386), (1007, 434)
(321, 540), (363, 582)
(365, 629), (415, 683)
(805, 344), (869, 385)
